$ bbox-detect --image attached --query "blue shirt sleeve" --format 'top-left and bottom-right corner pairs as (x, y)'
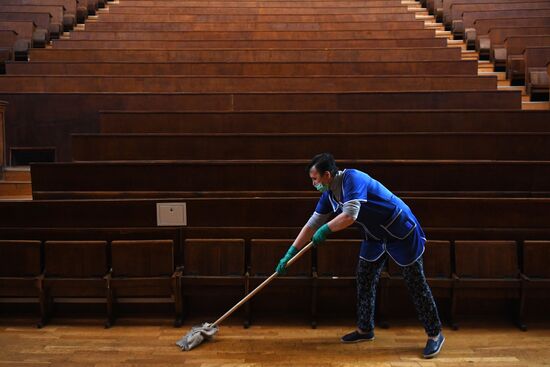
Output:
(342, 170), (368, 202)
(314, 191), (333, 214)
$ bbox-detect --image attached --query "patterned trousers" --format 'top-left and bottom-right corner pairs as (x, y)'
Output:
(356, 255), (442, 337)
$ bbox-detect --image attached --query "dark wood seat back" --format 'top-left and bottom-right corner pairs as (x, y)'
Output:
(250, 239), (311, 276)
(523, 241), (550, 279)
(0, 240), (42, 277)
(111, 240), (174, 277)
(44, 240), (108, 278)
(316, 239), (360, 277)
(183, 239), (245, 276)
(455, 241), (518, 279)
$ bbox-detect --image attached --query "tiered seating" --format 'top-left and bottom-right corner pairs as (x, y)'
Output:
(0, 0), (101, 67)
(1, 0), (549, 328)
(439, 0), (550, 101)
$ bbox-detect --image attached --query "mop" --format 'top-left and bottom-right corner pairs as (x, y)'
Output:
(176, 241), (314, 351)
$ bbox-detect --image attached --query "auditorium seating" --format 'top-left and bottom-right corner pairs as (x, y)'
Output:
(0, 5), (66, 39)
(181, 239), (246, 324)
(1, 0), (550, 327)
(313, 240), (359, 326)
(29, 160), (550, 199)
(108, 239), (182, 327)
(41, 240), (110, 327)
(68, 132), (548, 161)
(248, 239), (313, 326)
(5, 0), (77, 32)
(520, 241), (550, 326)
(0, 240), (45, 327)
(455, 7), (550, 40)
(524, 47), (550, 99)
(474, 17), (550, 57)
(97, 110), (550, 133)
(452, 241), (524, 330)
(380, 240), (454, 327)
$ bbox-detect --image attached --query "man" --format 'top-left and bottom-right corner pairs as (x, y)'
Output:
(275, 153), (445, 359)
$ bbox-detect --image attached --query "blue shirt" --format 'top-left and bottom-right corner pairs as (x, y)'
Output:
(314, 169), (426, 266)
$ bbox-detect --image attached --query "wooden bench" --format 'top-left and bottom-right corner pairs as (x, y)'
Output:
(102, 2), (409, 13)
(524, 47), (550, 100)
(30, 160), (550, 200)
(474, 17), (550, 60)
(0, 30), (16, 64)
(5, 60), (478, 76)
(0, 5), (65, 39)
(82, 20), (427, 32)
(66, 29), (438, 41)
(451, 2), (550, 39)
(1, 91), (521, 162)
(452, 240), (523, 330)
(441, 0), (544, 29)
(0, 197), (549, 237)
(489, 27), (550, 66)
(50, 38), (448, 50)
(0, 75), (496, 93)
(460, 8), (550, 42)
(443, 0), (542, 30)
(91, 13), (418, 24)
(474, 17), (550, 56)
(0, 20), (36, 61)
(112, 0), (406, 7)
(501, 35), (550, 82)
(5, 0), (77, 31)
(27, 47), (463, 62)
(97, 110), (550, 134)
(102, 6), (414, 16)
(70, 132), (546, 161)
(0, 12), (49, 47)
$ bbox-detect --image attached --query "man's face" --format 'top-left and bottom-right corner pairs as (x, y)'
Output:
(309, 167), (331, 188)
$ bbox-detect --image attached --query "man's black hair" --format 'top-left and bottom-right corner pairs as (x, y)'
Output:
(307, 153), (339, 176)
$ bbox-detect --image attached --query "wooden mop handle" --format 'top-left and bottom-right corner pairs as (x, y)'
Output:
(211, 242), (314, 327)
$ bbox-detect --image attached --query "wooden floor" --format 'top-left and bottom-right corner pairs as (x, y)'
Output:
(1, 316), (550, 367)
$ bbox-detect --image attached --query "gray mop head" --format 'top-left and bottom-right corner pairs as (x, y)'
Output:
(176, 322), (219, 351)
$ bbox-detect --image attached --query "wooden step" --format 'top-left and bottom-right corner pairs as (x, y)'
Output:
(522, 101), (550, 110)
(0, 181), (32, 196)
(3, 167), (30, 181)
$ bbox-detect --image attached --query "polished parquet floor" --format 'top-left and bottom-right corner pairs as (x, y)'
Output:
(1, 316), (550, 367)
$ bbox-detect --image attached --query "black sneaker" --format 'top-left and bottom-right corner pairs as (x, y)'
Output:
(423, 333), (445, 359)
(340, 330), (375, 343)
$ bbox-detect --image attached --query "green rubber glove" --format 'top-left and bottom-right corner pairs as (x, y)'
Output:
(312, 223), (332, 247)
(275, 245), (299, 275)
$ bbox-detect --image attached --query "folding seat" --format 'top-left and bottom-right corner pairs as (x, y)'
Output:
(520, 241), (550, 329)
(314, 239), (361, 328)
(452, 241), (523, 330)
(107, 240), (182, 328)
(42, 240), (109, 326)
(380, 240), (454, 328)
(248, 239), (312, 327)
(181, 239), (246, 324)
(0, 240), (45, 327)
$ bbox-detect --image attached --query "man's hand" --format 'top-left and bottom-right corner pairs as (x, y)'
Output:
(312, 223), (332, 247)
(275, 245), (299, 275)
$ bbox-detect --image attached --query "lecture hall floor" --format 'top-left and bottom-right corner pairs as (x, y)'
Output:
(1, 316), (550, 367)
